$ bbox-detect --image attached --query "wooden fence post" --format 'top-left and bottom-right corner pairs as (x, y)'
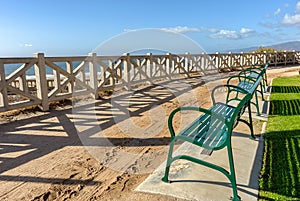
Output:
(251, 51), (255, 65)
(66, 61), (74, 93)
(0, 62), (8, 110)
(147, 53), (153, 83)
(123, 53), (132, 90)
(34, 53), (49, 111)
(284, 50), (287, 66)
(263, 51), (267, 64)
(274, 51), (277, 66)
(292, 50), (296, 64)
(228, 52), (232, 70)
(166, 53), (173, 76)
(88, 53), (99, 99)
(185, 52), (191, 74)
(215, 52), (220, 71)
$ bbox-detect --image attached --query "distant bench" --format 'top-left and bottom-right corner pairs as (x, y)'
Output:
(227, 63), (268, 116)
(162, 63), (268, 200)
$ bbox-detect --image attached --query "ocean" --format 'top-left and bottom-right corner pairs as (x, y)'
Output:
(3, 50), (169, 78)
(4, 61), (84, 79)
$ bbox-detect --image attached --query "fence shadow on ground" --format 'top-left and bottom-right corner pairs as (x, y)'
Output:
(0, 75), (207, 184)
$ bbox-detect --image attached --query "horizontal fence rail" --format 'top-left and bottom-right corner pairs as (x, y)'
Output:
(1, 51), (300, 112)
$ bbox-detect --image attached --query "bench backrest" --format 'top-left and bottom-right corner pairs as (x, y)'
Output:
(226, 65), (265, 96)
(208, 86), (252, 149)
(249, 63), (269, 72)
(226, 92), (251, 131)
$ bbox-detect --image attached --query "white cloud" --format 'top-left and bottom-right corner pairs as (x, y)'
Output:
(282, 13), (300, 25)
(208, 28), (218, 33)
(296, 2), (300, 11)
(240, 28), (256, 38)
(210, 28), (255, 40)
(160, 26), (202, 33)
(19, 43), (33, 47)
(278, 2), (300, 26)
(274, 8), (281, 16)
(124, 26), (202, 34)
(210, 30), (240, 39)
(240, 28), (254, 34)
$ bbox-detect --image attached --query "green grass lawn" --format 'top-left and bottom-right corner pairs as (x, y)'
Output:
(259, 76), (300, 201)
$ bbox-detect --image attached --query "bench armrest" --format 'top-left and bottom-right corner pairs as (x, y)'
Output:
(240, 68), (264, 77)
(168, 106), (210, 138)
(211, 84), (250, 105)
(249, 63), (269, 70)
(241, 68), (261, 74)
(250, 64), (264, 68)
(168, 106), (230, 138)
(227, 74), (256, 84)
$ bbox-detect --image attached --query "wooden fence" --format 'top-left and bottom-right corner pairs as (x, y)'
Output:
(1, 51), (299, 112)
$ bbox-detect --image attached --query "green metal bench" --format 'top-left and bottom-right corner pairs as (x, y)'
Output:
(162, 85), (252, 201)
(227, 67), (265, 116)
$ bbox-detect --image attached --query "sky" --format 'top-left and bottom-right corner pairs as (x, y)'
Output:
(1, 0), (300, 56)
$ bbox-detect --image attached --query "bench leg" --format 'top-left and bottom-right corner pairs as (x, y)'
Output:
(248, 102), (255, 139)
(238, 102), (255, 139)
(262, 77), (267, 93)
(162, 139), (241, 200)
(162, 139), (175, 183)
(259, 82), (265, 101)
(227, 143), (241, 201)
(254, 91), (260, 116)
(264, 73), (268, 87)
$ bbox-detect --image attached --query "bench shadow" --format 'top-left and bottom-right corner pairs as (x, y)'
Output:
(232, 131), (259, 139)
(169, 179), (258, 198)
(260, 129), (300, 199)
(269, 99), (300, 115)
(230, 130), (263, 190)
(163, 131), (264, 199)
(271, 86), (300, 93)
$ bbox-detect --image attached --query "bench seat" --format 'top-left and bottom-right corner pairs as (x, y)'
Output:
(237, 80), (257, 93)
(177, 103), (235, 150)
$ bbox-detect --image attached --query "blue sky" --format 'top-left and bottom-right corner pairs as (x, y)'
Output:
(1, 0), (300, 56)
